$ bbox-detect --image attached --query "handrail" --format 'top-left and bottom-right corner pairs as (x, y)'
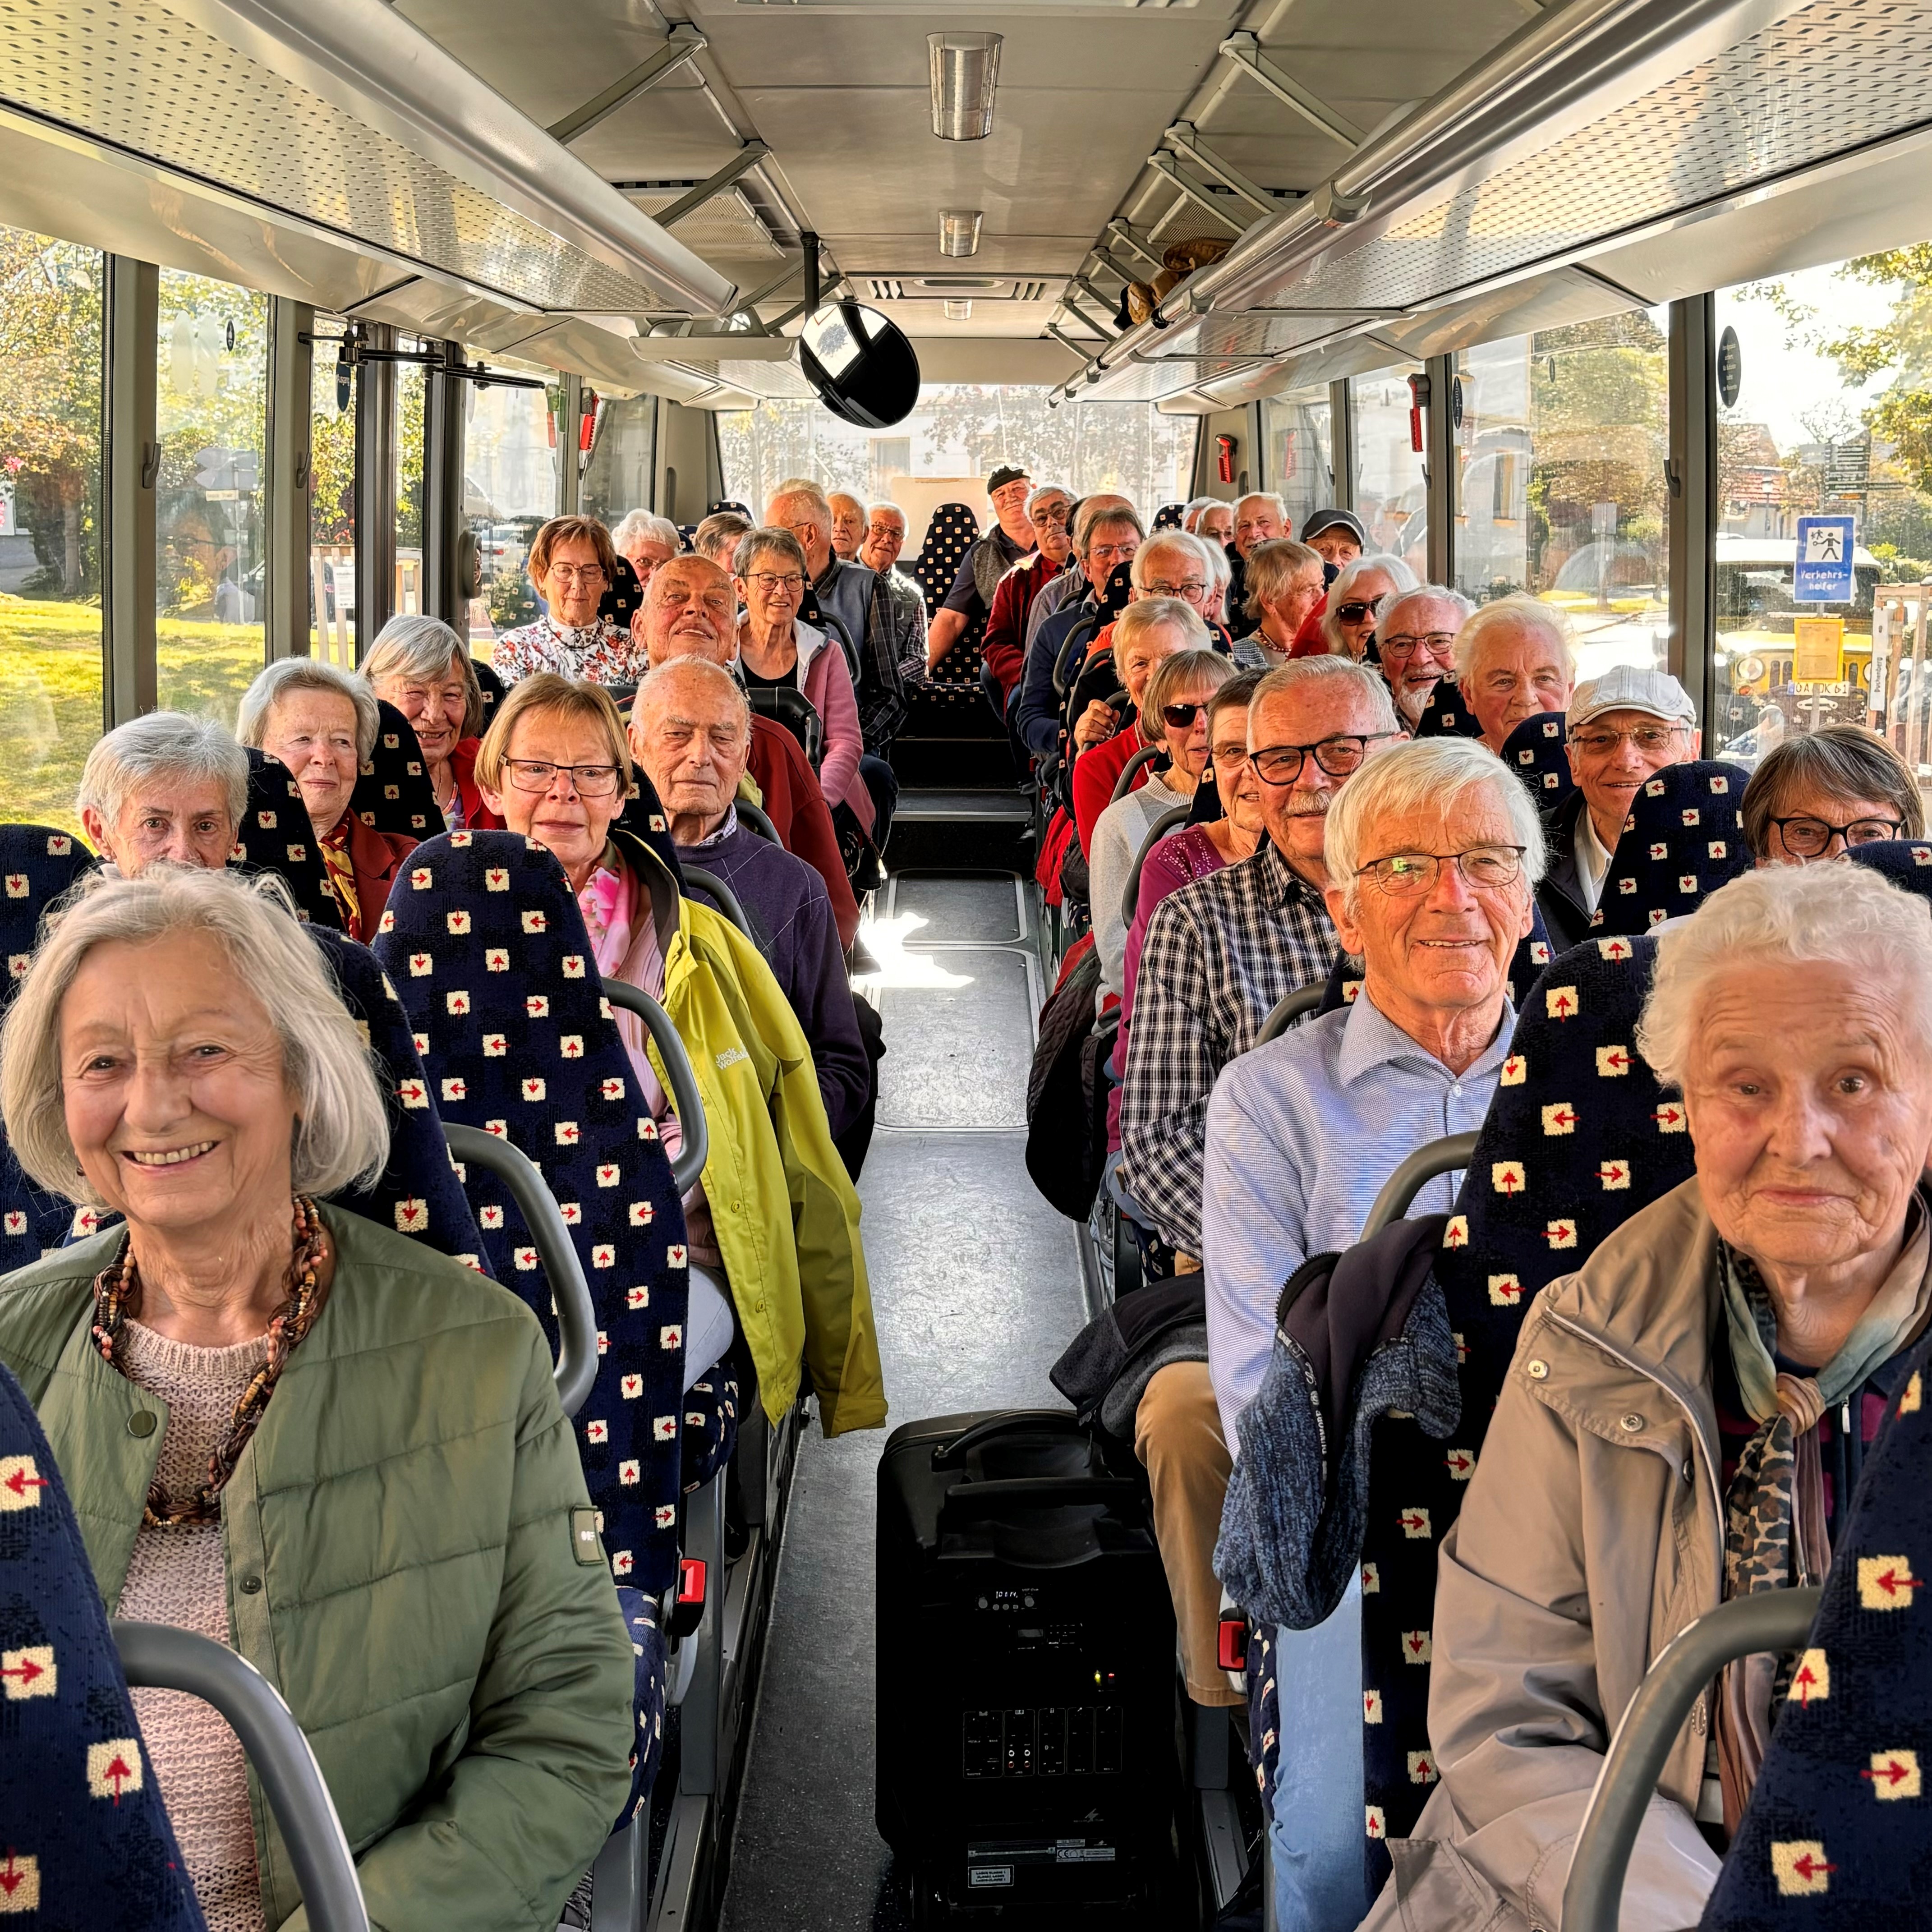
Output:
(601, 979), (710, 1195)
(1361, 1130), (1478, 1238)
(1121, 804), (1191, 925)
(1053, 613), (1100, 697)
(1110, 744), (1162, 805)
(114, 1622), (370, 1932)
(736, 801), (782, 846)
(1256, 980), (1325, 1046)
(1563, 1587), (1823, 1932)
(442, 1123), (597, 1419)
(682, 864), (752, 939)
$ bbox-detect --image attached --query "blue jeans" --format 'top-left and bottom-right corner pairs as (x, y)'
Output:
(1270, 1574), (1368, 1931)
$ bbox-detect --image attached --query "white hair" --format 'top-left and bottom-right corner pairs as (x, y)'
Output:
(1251, 655), (1401, 742)
(1320, 553), (1420, 656)
(1025, 483), (1071, 521)
(0, 867), (389, 1204)
(1453, 593), (1577, 685)
(1322, 736), (1546, 920)
(236, 658), (379, 764)
(1114, 597), (1210, 663)
(77, 713), (249, 833)
(1235, 492), (1288, 523)
(1380, 584), (1473, 637)
(360, 616), (482, 737)
(1182, 495), (1223, 531)
(866, 501), (907, 530)
(636, 654), (750, 734)
(1638, 862), (1932, 1093)
(611, 511), (681, 556)
(1130, 531), (1216, 592)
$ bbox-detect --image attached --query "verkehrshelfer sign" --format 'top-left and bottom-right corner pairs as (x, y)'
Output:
(1793, 516), (1856, 602)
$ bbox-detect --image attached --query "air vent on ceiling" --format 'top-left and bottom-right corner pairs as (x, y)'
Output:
(866, 278), (907, 300)
(1012, 281), (1050, 303)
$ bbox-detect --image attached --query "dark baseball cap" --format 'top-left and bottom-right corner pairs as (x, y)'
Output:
(986, 464), (1031, 492)
(1301, 507), (1366, 547)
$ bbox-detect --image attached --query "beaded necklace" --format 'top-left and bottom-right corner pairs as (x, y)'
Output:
(90, 1196), (330, 1527)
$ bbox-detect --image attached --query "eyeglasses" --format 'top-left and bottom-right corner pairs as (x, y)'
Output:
(743, 572), (805, 594)
(1357, 846), (1527, 895)
(1143, 579), (1209, 603)
(1031, 504), (1072, 527)
(1088, 541), (1138, 564)
(546, 564), (606, 586)
(1378, 631), (1457, 662)
(1211, 744), (1250, 770)
(1251, 731), (1401, 786)
(1335, 595), (1386, 625)
(1161, 701), (1208, 729)
(503, 757), (623, 800)
(1769, 813), (1904, 856)
(1568, 723), (1686, 755)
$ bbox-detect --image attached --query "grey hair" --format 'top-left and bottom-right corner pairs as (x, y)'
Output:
(1740, 725), (1925, 855)
(611, 511), (681, 556)
(768, 478), (832, 529)
(1380, 584), (1474, 636)
(361, 616), (482, 738)
(865, 502), (907, 530)
(77, 713), (249, 834)
(1637, 861), (1932, 1091)
(237, 658), (379, 764)
(1251, 655), (1401, 740)
(0, 867), (390, 1205)
(733, 526), (807, 578)
(1322, 736), (1547, 920)
(1182, 495), (1223, 530)
(1320, 553), (1420, 656)
(1243, 538), (1323, 621)
(1141, 648), (1232, 742)
(1453, 593), (1577, 685)
(1025, 483), (1070, 521)
(1114, 597), (1210, 668)
(1235, 492), (1288, 523)
(635, 654), (751, 735)
(1130, 531), (1216, 593)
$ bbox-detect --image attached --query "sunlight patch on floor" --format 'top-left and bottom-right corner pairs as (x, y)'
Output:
(850, 908), (975, 992)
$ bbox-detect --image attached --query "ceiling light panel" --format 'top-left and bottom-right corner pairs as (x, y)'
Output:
(929, 33), (1002, 141)
(938, 209), (984, 256)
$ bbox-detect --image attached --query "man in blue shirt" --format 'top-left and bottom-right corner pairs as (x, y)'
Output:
(1202, 735), (1545, 1932)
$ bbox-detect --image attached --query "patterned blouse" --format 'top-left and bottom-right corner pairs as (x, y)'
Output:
(491, 615), (645, 686)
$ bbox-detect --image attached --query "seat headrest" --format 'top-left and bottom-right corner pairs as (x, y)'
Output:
(1411, 677), (1483, 740)
(1498, 709), (1576, 808)
(1591, 759), (1752, 937)
(0, 826), (95, 997)
(350, 699), (440, 840)
(231, 752), (341, 929)
(599, 553), (644, 627)
(1845, 836), (1932, 897)
(1101, 562), (1135, 617)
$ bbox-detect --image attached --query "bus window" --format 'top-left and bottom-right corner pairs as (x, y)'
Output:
(464, 382), (563, 661)
(1261, 388), (1334, 537)
(1351, 368), (1427, 579)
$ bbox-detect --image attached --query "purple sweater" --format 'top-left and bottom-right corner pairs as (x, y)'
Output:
(675, 819), (870, 1137)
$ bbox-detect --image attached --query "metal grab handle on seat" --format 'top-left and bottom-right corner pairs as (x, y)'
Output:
(1361, 1131), (1478, 1239)
(1110, 743), (1161, 804)
(601, 978), (710, 1196)
(682, 864), (752, 939)
(442, 1123), (597, 1419)
(1053, 617), (1098, 697)
(1563, 1588), (1823, 1932)
(1121, 804), (1191, 925)
(1256, 980), (1326, 1046)
(113, 1622), (371, 1932)
(736, 801), (782, 846)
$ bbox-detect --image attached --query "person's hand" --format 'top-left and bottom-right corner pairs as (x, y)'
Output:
(1073, 700), (1118, 750)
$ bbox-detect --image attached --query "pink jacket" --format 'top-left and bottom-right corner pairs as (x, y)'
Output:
(794, 622), (871, 836)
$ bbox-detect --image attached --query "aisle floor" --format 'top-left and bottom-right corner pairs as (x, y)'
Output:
(719, 864), (1089, 1932)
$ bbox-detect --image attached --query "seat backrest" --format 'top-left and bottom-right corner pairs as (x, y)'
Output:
(472, 657), (504, 731)
(349, 699), (439, 841)
(598, 553), (644, 631)
(1591, 760), (1751, 937)
(371, 831), (691, 1598)
(1846, 835), (1932, 897)
(1411, 677), (1483, 739)
(911, 502), (980, 617)
(0, 1357), (211, 1929)
(1499, 709), (1576, 810)
(1356, 934), (1688, 1888)
(1153, 502), (1185, 530)
(747, 685), (823, 770)
(232, 751), (342, 929)
(0, 826), (98, 1258)
(707, 499), (749, 517)
(1697, 1320), (1932, 1930)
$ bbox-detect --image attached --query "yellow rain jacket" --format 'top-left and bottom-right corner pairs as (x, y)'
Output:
(612, 828), (884, 1435)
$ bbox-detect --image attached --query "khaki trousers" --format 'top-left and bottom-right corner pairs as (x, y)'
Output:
(1133, 1359), (1241, 1707)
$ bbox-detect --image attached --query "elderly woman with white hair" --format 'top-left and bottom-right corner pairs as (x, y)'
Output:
(1317, 552), (1418, 660)
(361, 613), (501, 833)
(237, 657), (416, 942)
(1450, 591), (1577, 753)
(0, 866), (634, 1929)
(1367, 859), (1932, 1932)
(76, 711), (250, 876)
(610, 508), (682, 589)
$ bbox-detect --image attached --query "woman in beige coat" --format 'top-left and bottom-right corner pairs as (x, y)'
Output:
(1364, 860), (1932, 1931)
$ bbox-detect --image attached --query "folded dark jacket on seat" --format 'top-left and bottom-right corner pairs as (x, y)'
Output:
(1050, 1274), (1207, 1441)
(1216, 1214), (1458, 1632)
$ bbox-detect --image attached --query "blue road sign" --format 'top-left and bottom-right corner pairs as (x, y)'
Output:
(1794, 516), (1856, 602)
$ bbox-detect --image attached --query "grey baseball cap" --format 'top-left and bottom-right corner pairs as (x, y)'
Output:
(1569, 664), (1697, 728)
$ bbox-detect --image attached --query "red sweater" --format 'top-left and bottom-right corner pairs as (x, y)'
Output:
(1072, 722), (1155, 859)
(981, 552), (1058, 703)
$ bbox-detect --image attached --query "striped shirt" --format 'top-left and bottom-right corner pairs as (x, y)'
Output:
(1117, 840), (1335, 1256)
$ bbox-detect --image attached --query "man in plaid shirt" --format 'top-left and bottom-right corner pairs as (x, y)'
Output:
(1114, 658), (1403, 1716)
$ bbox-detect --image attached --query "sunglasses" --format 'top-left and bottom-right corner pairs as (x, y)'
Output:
(1335, 595), (1386, 625)
(1160, 701), (1207, 729)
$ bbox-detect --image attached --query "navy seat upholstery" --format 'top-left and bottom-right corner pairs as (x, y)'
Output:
(598, 554), (645, 632)
(1410, 678), (1483, 739)
(614, 1587), (666, 1822)
(1500, 709), (1576, 810)
(681, 1332), (748, 1494)
(911, 502), (980, 621)
(1846, 836), (1932, 898)
(1591, 760), (1751, 936)
(473, 658), (504, 730)
(232, 751), (340, 929)
(0, 827), (98, 1260)
(350, 699), (439, 841)
(1153, 503), (1185, 530)
(707, 500), (749, 518)
(0, 1358), (209, 1927)
(1348, 934), (1690, 1890)
(372, 831), (692, 1599)
(1699, 1323), (1932, 1927)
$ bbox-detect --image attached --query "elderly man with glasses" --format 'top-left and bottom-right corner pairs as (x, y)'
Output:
(854, 501), (928, 668)
(1017, 505), (1146, 763)
(980, 484), (1073, 714)
(1375, 585), (1473, 726)
(1536, 665), (1700, 948)
(1204, 733), (1541, 1932)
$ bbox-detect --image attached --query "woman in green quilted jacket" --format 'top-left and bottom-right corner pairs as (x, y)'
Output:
(0, 865), (635, 1932)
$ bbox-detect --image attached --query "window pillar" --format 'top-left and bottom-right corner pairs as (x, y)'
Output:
(102, 255), (157, 726)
